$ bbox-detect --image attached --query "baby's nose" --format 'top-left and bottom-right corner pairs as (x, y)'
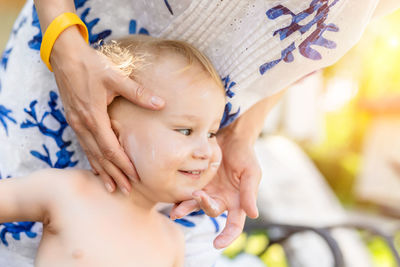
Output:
(193, 140), (212, 160)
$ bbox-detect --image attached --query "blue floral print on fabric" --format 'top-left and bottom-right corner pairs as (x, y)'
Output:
(0, 172), (11, 179)
(0, 48), (14, 91)
(29, 0), (112, 50)
(28, 5), (42, 51)
(20, 91), (78, 168)
(220, 75), (240, 129)
(0, 222), (37, 247)
(0, 173), (37, 247)
(0, 105), (17, 136)
(1, 48), (12, 71)
(174, 210), (227, 233)
(260, 0), (340, 74)
(12, 16), (27, 36)
(129, 20), (150, 35)
(80, 7), (112, 44)
(164, 0), (174, 15)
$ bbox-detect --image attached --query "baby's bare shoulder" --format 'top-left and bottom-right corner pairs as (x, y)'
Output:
(31, 168), (99, 198)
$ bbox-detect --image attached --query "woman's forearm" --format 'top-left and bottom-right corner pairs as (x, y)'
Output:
(373, 0), (400, 19)
(33, 0), (76, 32)
(226, 89), (286, 146)
(33, 0), (88, 67)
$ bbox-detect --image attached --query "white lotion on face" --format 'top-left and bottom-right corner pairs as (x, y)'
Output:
(126, 134), (140, 164)
(199, 89), (210, 100)
(210, 162), (220, 168)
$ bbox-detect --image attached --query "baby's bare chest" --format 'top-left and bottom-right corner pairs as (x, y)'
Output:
(36, 198), (177, 267)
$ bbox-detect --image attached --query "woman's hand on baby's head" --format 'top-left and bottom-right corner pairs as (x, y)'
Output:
(50, 27), (165, 195)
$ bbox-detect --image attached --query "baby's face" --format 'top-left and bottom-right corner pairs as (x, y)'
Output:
(110, 53), (225, 203)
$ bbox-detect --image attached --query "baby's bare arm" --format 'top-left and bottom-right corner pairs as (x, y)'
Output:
(0, 169), (65, 223)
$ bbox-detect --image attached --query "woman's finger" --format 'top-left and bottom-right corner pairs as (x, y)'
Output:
(76, 134), (116, 190)
(77, 126), (133, 193)
(88, 156), (116, 192)
(192, 190), (225, 217)
(99, 158), (133, 195)
(80, 136), (116, 193)
(213, 208), (246, 249)
(169, 199), (199, 220)
(108, 71), (165, 110)
(87, 110), (139, 183)
(239, 167), (261, 219)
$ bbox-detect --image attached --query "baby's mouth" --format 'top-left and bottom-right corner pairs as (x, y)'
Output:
(178, 169), (204, 179)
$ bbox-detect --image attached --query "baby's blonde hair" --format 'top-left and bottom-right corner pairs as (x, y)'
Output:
(98, 35), (224, 91)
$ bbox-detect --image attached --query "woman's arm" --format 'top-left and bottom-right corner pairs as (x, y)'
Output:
(224, 89), (286, 147)
(373, 0), (400, 19)
(32, 0), (165, 194)
(359, 95), (400, 114)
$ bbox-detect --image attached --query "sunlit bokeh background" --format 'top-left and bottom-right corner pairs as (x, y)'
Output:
(1, 1), (400, 266)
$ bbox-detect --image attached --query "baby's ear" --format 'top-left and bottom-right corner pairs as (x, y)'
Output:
(110, 119), (123, 143)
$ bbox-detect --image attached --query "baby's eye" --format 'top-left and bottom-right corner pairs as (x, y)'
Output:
(176, 129), (192, 136)
(207, 132), (217, 138)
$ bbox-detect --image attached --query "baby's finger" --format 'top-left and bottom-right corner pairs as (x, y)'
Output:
(170, 199), (199, 220)
(213, 209), (246, 249)
(239, 168), (261, 219)
(110, 72), (165, 110)
(193, 191), (225, 217)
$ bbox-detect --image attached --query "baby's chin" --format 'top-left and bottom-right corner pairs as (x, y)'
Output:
(158, 188), (198, 204)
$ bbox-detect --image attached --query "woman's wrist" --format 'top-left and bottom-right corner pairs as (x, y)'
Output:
(50, 26), (89, 68)
(228, 116), (260, 146)
(34, 0), (76, 31)
(220, 90), (286, 146)
(218, 117), (258, 148)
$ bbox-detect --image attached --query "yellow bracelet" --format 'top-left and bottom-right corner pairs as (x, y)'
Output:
(40, 12), (89, 72)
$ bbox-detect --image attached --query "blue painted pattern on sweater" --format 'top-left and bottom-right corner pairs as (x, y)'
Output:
(260, 0), (340, 74)
(20, 91), (78, 168)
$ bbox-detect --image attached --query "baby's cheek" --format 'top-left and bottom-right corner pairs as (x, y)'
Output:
(211, 142), (222, 166)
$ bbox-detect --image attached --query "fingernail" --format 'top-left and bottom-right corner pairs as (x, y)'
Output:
(105, 183), (114, 193)
(214, 239), (225, 250)
(122, 187), (130, 196)
(151, 96), (164, 107)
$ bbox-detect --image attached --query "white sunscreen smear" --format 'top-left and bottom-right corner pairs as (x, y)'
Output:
(210, 162), (220, 168)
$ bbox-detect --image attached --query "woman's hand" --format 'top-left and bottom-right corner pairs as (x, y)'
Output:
(50, 27), (165, 194)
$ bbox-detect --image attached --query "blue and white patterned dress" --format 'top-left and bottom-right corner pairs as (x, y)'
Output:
(0, 0), (380, 266)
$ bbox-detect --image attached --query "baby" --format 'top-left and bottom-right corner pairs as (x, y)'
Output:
(0, 35), (226, 267)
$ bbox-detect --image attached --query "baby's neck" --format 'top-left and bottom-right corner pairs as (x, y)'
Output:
(123, 186), (159, 215)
